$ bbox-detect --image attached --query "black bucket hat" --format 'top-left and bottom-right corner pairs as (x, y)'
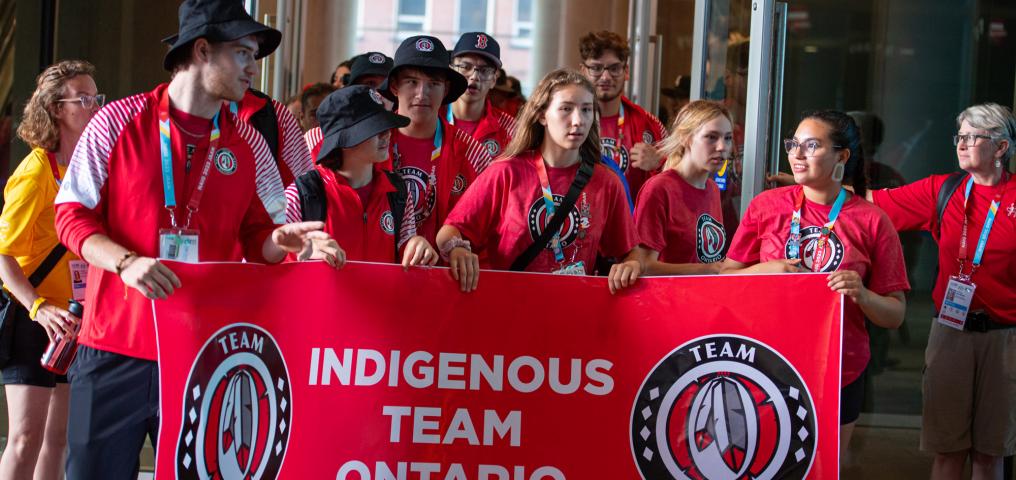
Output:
(379, 35), (467, 105)
(348, 52), (394, 86)
(452, 32), (502, 68)
(162, 0), (282, 71)
(316, 85), (410, 163)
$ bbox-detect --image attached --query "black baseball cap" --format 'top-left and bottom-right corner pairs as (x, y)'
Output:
(348, 52), (394, 86)
(452, 32), (502, 68)
(379, 35), (467, 105)
(316, 86), (410, 163)
(162, 0), (281, 71)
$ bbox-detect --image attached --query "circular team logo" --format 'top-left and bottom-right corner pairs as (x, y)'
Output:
(526, 194), (581, 249)
(368, 89), (384, 105)
(601, 138), (630, 172)
(415, 38), (435, 52)
(631, 335), (817, 480)
(451, 174), (467, 195)
(214, 149), (237, 175)
(696, 214), (726, 263)
(176, 324), (292, 480)
(475, 34), (489, 49)
(643, 130), (655, 145)
(396, 166), (436, 223)
(483, 139), (502, 157)
(379, 210), (396, 235)
(784, 226), (844, 272)
(368, 53), (385, 64)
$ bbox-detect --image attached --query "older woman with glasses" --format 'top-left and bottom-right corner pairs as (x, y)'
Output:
(864, 103), (1016, 480)
(0, 60), (102, 480)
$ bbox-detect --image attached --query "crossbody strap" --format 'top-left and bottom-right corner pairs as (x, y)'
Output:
(935, 171), (967, 239)
(27, 244), (69, 288)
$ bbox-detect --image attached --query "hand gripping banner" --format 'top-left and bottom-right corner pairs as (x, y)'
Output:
(153, 261), (843, 479)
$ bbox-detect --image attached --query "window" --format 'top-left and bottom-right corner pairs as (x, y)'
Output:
(513, 0), (534, 47)
(397, 0), (429, 34)
(457, 0), (491, 34)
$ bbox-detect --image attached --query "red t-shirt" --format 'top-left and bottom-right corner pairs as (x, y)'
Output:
(726, 186), (911, 384)
(872, 174), (1016, 324)
(455, 119), (479, 136)
(444, 151), (638, 274)
(54, 84), (287, 360)
(284, 165), (416, 263)
(599, 96), (668, 196)
(635, 169), (726, 263)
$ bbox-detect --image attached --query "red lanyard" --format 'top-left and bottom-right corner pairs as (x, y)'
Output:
(614, 103), (625, 167)
(158, 89), (222, 229)
(45, 152), (62, 186)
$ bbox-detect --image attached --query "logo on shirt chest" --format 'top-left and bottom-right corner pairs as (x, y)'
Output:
(214, 148), (237, 175)
(452, 174), (467, 195)
(176, 324), (291, 480)
(784, 226), (844, 272)
(396, 166), (436, 223)
(642, 129), (655, 145)
(696, 214), (726, 263)
(601, 138), (630, 172)
(482, 138), (502, 157)
(527, 194), (586, 250)
(632, 335), (817, 480)
(379, 210), (396, 236)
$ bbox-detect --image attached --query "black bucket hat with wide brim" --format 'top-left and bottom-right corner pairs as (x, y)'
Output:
(379, 35), (467, 105)
(162, 0), (282, 71)
(317, 86), (411, 163)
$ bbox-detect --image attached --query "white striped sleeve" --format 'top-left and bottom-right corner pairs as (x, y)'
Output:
(272, 99), (313, 177)
(304, 127), (323, 154)
(56, 93), (149, 209)
(455, 129), (492, 174)
(498, 111), (518, 138)
(397, 188), (417, 249)
(284, 182), (303, 223)
(233, 119), (288, 225)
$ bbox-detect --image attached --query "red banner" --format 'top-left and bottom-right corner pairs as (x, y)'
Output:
(153, 261), (842, 479)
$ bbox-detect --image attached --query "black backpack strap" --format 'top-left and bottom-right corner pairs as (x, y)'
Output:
(246, 90), (281, 161)
(28, 244), (69, 288)
(510, 156), (597, 272)
(295, 170), (327, 222)
(935, 172), (967, 239)
(383, 169), (410, 263)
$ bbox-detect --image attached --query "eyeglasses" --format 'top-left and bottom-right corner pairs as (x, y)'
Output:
(57, 94), (106, 110)
(451, 62), (496, 80)
(582, 62), (626, 78)
(783, 138), (843, 156)
(953, 134), (996, 147)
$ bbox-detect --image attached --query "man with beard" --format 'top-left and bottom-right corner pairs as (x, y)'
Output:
(579, 30), (667, 197)
(445, 32), (517, 160)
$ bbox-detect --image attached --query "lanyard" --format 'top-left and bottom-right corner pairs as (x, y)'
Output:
(445, 106), (455, 125)
(229, 101), (239, 115)
(158, 89), (222, 229)
(533, 157), (566, 263)
(45, 152), (62, 186)
(788, 187), (847, 272)
(614, 103), (625, 167)
(957, 174), (1009, 277)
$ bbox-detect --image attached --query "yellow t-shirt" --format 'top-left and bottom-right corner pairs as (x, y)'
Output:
(0, 147), (80, 309)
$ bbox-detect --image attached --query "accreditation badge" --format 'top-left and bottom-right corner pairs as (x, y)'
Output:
(937, 275), (976, 330)
(159, 228), (200, 263)
(552, 261), (586, 276)
(68, 260), (88, 302)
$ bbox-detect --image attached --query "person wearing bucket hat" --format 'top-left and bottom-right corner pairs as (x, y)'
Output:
(445, 32), (518, 161)
(53, 0), (342, 476)
(380, 35), (493, 248)
(286, 86), (438, 267)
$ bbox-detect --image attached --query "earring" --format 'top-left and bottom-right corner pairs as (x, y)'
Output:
(831, 163), (845, 182)
(996, 159), (1002, 168)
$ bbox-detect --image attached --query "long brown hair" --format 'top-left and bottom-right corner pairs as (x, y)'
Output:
(16, 60), (96, 152)
(502, 68), (601, 163)
(658, 100), (733, 170)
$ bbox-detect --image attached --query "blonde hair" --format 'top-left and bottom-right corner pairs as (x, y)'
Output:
(16, 60), (96, 151)
(502, 68), (601, 163)
(658, 100), (733, 170)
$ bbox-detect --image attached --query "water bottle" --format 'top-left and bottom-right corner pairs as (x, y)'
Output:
(40, 299), (83, 375)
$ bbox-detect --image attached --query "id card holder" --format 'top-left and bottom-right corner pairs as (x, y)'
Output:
(68, 260), (88, 302)
(937, 275), (976, 330)
(552, 261), (586, 276)
(159, 228), (200, 263)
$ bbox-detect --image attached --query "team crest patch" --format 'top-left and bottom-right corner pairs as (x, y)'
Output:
(784, 226), (844, 272)
(452, 174), (467, 194)
(368, 53), (385, 64)
(415, 38), (435, 52)
(632, 334), (817, 480)
(527, 194), (581, 249)
(214, 149), (237, 175)
(642, 130), (654, 144)
(369, 89), (384, 105)
(475, 34), (489, 49)
(379, 211), (396, 235)
(176, 323), (292, 479)
(601, 138), (630, 172)
(696, 214), (726, 263)
(396, 166), (436, 223)
(482, 139), (502, 157)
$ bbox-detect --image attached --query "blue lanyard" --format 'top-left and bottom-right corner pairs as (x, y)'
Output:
(788, 187), (846, 266)
(533, 156), (566, 263)
(960, 176), (1007, 270)
(158, 90), (221, 228)
(445, 106), (455, 125)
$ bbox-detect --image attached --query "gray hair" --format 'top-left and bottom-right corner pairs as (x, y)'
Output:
(956, 103), (1016, 162)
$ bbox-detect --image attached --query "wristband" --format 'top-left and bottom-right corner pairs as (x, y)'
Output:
(439, 237), (471, 262)
(29, 297), (47, 320)
(115, 251), (138, 276)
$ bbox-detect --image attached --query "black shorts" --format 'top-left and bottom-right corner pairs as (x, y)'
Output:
(0, 303), (68, 388)
(840, 369), (866, 424)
